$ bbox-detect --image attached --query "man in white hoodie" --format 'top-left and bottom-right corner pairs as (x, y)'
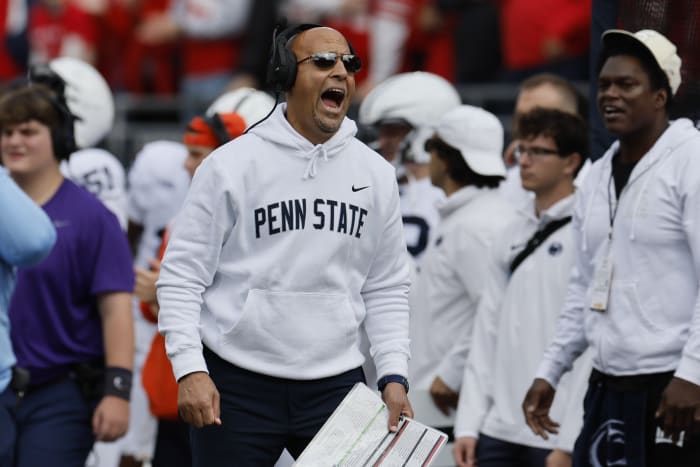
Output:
(452, 108), (589, 467)
(156, 24), (412, 466)
(409, 105), (517, 413)
(523, 29), (700, 466)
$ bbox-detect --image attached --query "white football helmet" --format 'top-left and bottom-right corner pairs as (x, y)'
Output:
(359, 72), (461, 164)
(358, 72), (461, 129)
(48, 57), (115, 148)
(206, 87), (276, 129)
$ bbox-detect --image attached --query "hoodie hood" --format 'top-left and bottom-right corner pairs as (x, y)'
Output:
(249, 103), (358, 179)
(580, 118), (698, 250)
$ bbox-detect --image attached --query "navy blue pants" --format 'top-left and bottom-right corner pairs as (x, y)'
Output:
(475, 433), (550, 467)
(573, 369), (700, 467)
(0, 378), (96, 467)
(153, 418), (192, 467)
(191, 347), (364, 467)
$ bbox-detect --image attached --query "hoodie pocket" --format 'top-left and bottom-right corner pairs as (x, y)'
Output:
(614, 282), (664, 332)
(223, 289), (357, 362)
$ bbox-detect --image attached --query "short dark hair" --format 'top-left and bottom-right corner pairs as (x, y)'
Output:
(597, 39), (673, 111)
(425, 137), (504, 188)
(0, 84), (63, 129)
(516, 108), (588, 176)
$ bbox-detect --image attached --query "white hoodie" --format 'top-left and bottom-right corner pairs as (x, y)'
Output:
(537, 119), (700, 388)
(409, 186), (517, 391)
(157, 104), (411, 382)
(455, 195), (591, 451)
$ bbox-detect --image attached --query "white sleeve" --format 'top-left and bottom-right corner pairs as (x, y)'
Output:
(362, 178), (411, 380)
(368, 1), (410, 85)
(453, 236), (510, 438)
(172, 0), (252, 37)
(157, 156), (236, 380)
(435, 228), (494, 390)
(675, 154), (700, 386)
(535, 192), (590, 388)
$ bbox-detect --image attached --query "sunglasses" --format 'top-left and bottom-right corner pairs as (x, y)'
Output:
(296, 52), (362, 74)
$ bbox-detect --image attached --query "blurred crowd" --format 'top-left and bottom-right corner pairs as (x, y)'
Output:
(0, 0), (592, 114)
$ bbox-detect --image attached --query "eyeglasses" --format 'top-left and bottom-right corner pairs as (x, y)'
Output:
(514, 145), (560, 160)
(296, 52), (362, 74)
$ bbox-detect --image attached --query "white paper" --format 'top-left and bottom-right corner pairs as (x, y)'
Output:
(294, 383), (448, 467)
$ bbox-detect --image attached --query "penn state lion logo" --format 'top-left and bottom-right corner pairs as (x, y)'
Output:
(589, 419), (627, 466)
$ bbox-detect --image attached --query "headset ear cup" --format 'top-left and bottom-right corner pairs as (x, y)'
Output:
(39, 91), (75, 161)
(266, 23), (322, 92)
(206, 113), (232, 146)
(283, 48), (298, 91)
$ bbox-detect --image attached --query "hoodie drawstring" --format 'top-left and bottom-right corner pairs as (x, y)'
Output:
(303, 145), (329, 180)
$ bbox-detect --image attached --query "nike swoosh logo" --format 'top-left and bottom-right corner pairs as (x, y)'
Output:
(352, 185), (370, 192)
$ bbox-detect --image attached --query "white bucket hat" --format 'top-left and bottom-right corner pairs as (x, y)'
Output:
(433, 105), (506, 177)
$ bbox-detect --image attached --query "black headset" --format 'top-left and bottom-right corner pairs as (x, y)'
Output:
(267, 23), (322, 92)
(27, 64), (78, 161)
(203, 113), (232, 146)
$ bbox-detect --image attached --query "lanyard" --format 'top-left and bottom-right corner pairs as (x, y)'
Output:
(607, 171), (616, 238)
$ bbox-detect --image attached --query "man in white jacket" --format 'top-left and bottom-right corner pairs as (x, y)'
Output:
(156, 24), (412, 465)
(452, 108), (589, 467)
(523, 29), (700, 466)
(409, 105), (517, 412)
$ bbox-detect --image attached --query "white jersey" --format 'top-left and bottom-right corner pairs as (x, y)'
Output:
(127, 141), (190, 269)
(61, 148), (128, 229)
(399, 176), (445, 262)
(408, 186), (517, 391)
(455, 195), (591, 451)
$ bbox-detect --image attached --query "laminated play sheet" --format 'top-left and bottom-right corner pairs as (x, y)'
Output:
(294, 383), (448, 467)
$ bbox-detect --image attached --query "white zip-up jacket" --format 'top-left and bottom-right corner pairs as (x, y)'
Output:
(537, 119), (700, 387)
(157, 104), (411, 382)
(409, 186), (517, 391)
(454, 195), (591, 451)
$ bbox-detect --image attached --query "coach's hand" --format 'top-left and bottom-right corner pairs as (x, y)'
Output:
(522, 378), (559, 440)
(178, 371), (221, 428)
(656, 376), (700, 443)
(93, 395), (130, 441)
(382, 383), (413, 432)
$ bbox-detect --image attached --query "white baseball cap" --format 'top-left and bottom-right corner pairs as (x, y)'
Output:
(601, 29), (682, 95)
(433, 105), (506, 177)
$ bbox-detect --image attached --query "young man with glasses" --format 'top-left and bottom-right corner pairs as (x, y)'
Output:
(156, 25), (412, 465)
(523, 29), (700, 466)
(452, 108), (588, 467)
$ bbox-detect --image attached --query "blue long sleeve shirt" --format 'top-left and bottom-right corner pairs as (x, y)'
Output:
(0, 167), (56, 391)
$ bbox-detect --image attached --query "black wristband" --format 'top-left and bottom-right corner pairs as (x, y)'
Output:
(377, 374), (409, 394)
(103, 367), (132, 401)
